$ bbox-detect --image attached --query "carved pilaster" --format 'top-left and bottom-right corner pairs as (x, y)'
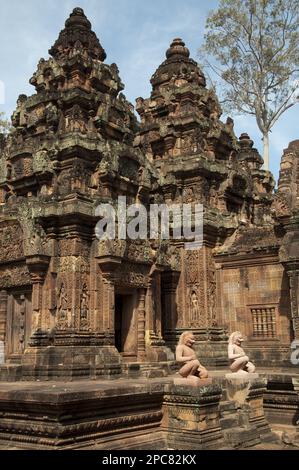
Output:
(162, 271), (180, 331)
(147, 268), (163, 339)
(97, 256), (122, 345)
(154, 271), (162, 337)
(26, 255), (50, 334)
(0, 290), (8, 342)
(137, 288), (146, 360)
(286, 267), (299, 339)
(102, 277), (115, 333)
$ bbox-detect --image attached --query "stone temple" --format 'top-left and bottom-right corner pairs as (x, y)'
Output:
(0, 8), (298, 450)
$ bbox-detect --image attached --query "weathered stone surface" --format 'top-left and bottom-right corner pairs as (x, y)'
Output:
(0, 8), (297, 376)
(162, 381), (225, 449)
(0, 342), (4, 364)
(264, 373), (299, 427)
(0, 7), (298, 450)
(0, 378), (167, 449)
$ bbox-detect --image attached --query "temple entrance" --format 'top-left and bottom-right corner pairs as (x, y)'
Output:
(5, 289), (32, 362)
(115, 291), (138, 361)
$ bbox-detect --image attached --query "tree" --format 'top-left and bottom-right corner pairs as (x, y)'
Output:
(201, 0), (299, 170)
(0, 111), (11, 135)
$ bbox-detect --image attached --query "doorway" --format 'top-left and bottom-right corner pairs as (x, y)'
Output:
(6, 289), (32, 361)
(115, 292), (137, 360)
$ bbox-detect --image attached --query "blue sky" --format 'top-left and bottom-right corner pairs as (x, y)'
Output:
(0, 0), (298, 182)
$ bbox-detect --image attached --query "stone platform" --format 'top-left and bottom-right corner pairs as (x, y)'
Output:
(0, 371), (294, 450)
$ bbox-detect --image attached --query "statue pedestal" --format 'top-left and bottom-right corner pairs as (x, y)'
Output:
(163, 382), (224, 449)
(225, 372), (259, 380)
(225, 373), (260, 404)
(173, 375), (212, 387)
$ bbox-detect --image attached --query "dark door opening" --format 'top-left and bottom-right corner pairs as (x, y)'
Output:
(115, 293), (137, 359)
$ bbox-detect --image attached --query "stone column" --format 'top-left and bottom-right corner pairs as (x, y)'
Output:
(137, 288), (146, 360)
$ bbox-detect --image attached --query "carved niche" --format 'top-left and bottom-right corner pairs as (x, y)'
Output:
(119, 156), (140, 181)
(184, 250), (206, 328)
(56, 282), (71, 330)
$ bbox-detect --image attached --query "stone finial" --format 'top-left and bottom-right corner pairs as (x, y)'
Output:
(49, 8), (107, 61)
(65, 8), (92, 29)
(238, 133), (263, 169)
(239, 133), (254, 150)
(166, 38), (190, 59)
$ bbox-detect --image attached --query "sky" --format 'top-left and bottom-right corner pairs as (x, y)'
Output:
(0, 0), (298, 182)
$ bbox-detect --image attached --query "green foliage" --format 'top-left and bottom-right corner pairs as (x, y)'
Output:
(201, 0), (299, 166)
(0, 111), (11, 135)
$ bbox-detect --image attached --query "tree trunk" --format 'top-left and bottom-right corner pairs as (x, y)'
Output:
(263, 131), (270, 171)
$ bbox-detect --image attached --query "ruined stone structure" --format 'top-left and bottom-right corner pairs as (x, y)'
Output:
(0, 8), (298, 378)
(0, 8), (298, 450)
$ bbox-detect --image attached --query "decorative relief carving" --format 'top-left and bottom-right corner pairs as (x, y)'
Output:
(58, 240), (90, 258)
(0, 221), (24, 262)
(79, 283), (90, 331)
(273, 195), (292, 218)
(207, 251), (217, 327)
(116, 263), (149, 287)
(56, 282), (71, 330)
(0, 266), (31, 289)
(18, 295), (26, 352)
(190, 290), (200, 322)
(288, 270), (299, 338)
(185, 251), (199, 286)
(59, 256), (89, 274)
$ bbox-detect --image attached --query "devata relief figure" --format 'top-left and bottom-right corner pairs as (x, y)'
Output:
(190, 291), (200, 322)
(228, 331), (256, 375)
(176, 331), (209, 380)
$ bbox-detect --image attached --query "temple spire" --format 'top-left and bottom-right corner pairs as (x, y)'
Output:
(49, 7), (107, 61)
(166, 38), (190, 59)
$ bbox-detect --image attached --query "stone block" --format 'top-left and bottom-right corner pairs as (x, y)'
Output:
(0, 342), (4, 364)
